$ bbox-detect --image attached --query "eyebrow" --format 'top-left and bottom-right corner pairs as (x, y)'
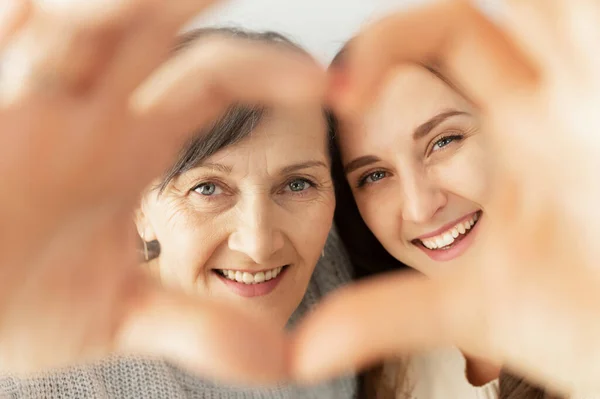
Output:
(343, 155), (381, 176)
(281, 160), (329, 174)
(343, 110), (469, 176)
(413, 110), (469, 140)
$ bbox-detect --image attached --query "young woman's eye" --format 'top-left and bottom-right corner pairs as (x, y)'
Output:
(286, 178), (313, 192)
(358, 170), (387, 187)
(431, 134), (463, 152)
(193, 182), (223, 196)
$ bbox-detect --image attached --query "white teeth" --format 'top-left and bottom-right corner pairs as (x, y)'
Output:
(423, 240), (437, 249)
(242, 272), (254, 284)
(442, 233), (454, 247)
(418, 212), (481, 251)
(217, 266), (285, 285)
(254, 272), (265, 283)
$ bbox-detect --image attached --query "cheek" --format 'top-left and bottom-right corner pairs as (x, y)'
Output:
(356, 189), (429, 270)
(432, 143), (489, 205)
(150, 204), (227, 286)
(355, 184), (404, 249)
(285, 194), (335, 264)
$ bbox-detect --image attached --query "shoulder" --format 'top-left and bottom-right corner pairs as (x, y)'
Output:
(1, 357), (358, 399)
(0, 357), (187, 398)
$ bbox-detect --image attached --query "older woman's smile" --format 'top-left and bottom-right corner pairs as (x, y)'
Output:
(214, 265), (290, 298)
(215, 265), (287, 284)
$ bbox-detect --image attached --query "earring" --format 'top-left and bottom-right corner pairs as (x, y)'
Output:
(141, 231), (149, 262)
(322, 248), (325, 258)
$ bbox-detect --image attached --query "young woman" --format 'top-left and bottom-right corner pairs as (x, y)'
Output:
(331, 52), (549, 399)
(0, 28), (356, 399)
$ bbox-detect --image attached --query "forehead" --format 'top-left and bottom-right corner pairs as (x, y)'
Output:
(339, 65), (470, 157)
(204, 104), (328, 168)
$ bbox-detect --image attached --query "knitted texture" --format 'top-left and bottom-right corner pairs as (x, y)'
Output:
(0, 226), (356, 399)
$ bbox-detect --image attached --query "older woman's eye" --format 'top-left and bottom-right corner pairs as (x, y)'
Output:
(432, 134), (463, 152)
(193, 182), (222, 196)
(358, 170), (387, 188)
(286, 178), (313, 192)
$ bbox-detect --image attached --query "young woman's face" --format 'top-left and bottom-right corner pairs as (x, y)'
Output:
(138, 105), (335, 327)
(338, 65), (488, 277)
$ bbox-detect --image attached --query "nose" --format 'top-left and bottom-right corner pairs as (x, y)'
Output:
(400, 169), (446, 223)
(228, 196), (284, 264)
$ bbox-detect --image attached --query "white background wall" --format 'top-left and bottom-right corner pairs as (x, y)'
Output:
(190, 0), (431, 64)
(191, 0), (500, 64)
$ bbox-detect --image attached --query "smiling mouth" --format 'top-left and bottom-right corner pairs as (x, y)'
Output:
(213, 265), (288, 285)
(413, 211), (482, 251)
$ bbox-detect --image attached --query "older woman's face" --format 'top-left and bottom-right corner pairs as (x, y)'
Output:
(138, 105), (334, 327)
(338, 65), (489, 277)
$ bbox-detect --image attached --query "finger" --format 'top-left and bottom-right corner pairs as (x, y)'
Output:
(96, 0), (222, 100)
(129, 36), (325, 162)
(0, 0), (220, 103)
(290, 271), (459, 383)
(117, 286), (290, 385)
(334, 1), (538, 116)
(0, 0), (29, 50)
(503, 0), (600, 76)
(0, 8), (124, 103)
(133, 36), (325, 113)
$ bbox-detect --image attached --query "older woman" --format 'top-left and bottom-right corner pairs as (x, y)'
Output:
(0, 28), (356, 399)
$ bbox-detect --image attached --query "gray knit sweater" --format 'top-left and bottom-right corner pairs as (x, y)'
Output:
(0, 227), (357, 399)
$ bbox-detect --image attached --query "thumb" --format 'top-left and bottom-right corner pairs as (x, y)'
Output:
(289, 271), (461, 383)
(116, 286), (290, 386)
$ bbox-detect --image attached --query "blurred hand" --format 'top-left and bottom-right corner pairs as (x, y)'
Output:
(292, 0), (600, 396)
(0, 0), (324, 383)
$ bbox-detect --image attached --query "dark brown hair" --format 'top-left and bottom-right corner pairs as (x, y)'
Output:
(329, 44), (554, 399)
(140, 27), (321, 260)
(329, 44), (407, 279)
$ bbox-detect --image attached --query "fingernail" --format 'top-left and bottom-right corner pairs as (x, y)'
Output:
(323, 69), (345, 112)
(336, 87), (364, 120)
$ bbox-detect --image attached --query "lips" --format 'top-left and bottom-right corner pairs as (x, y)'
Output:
(417, 211), (480, 250)
(215, 266), (284, 285)
(412, 211), (483, 262)
(213, 265), (289, 298)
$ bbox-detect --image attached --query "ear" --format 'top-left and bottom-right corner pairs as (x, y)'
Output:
(134, 202), (157, 242)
